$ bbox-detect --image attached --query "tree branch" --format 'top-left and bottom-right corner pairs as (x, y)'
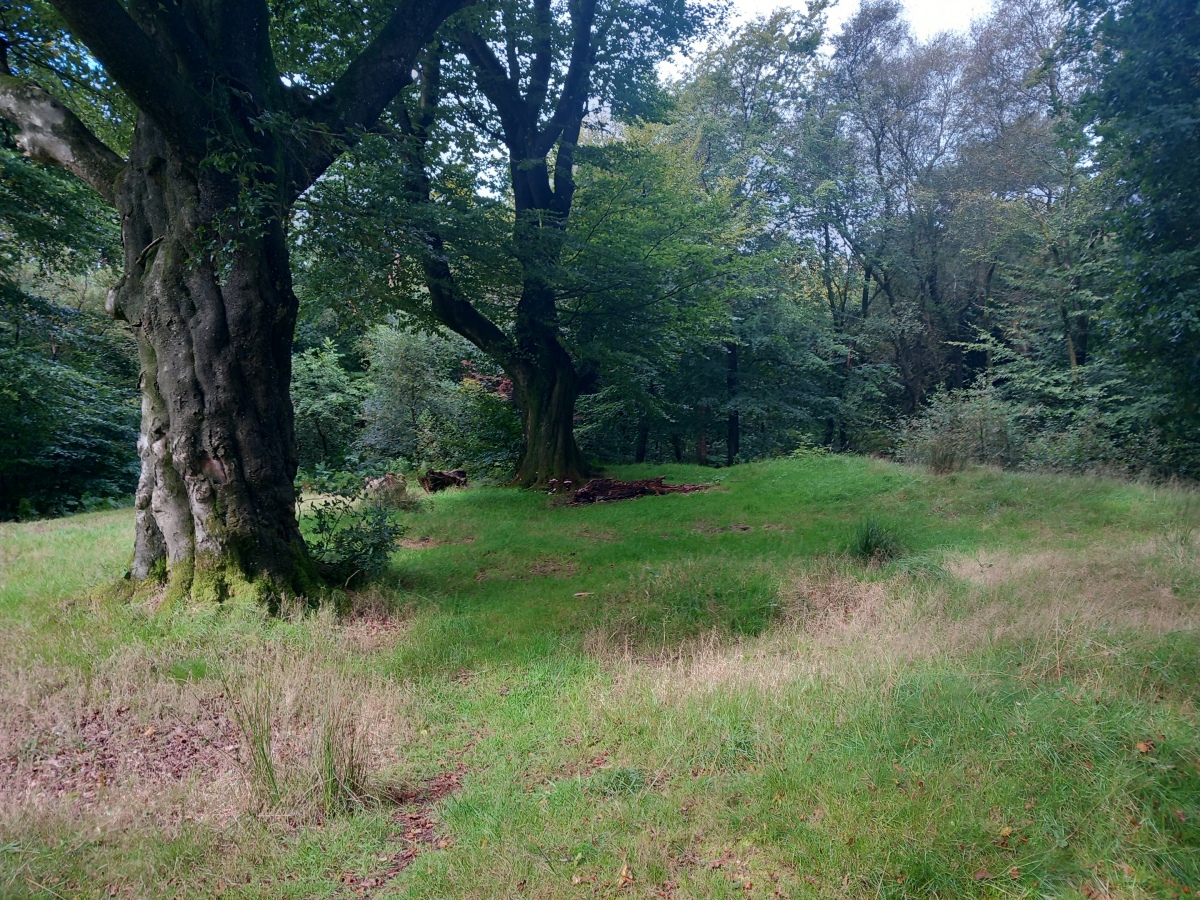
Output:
(535, 0), (597, 157)
(527, 0), (554, 117)
(0, 72), (127, 204)
(392, 56), (518, 366)
(455, 28), (529, 140)
(48, 0), (208, 155)
(296, 0), (475, 194)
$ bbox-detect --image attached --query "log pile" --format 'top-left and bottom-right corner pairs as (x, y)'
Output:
(419, 469), (468, 493)
(570, 476), (708, 505)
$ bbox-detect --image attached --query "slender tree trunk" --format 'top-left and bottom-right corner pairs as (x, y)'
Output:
(110, 124), (311, 600)
(634, 421), (649, 463)
(725, 341), (739, 466)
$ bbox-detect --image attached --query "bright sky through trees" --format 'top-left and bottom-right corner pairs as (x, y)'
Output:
(732, 0), (995, 38)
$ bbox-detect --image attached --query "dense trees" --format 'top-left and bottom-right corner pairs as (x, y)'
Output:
(0, 124), (134, 517)
(1073, 0), (1200, 469)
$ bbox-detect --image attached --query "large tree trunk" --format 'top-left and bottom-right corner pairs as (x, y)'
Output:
(111, 123), (312, 601)
(508, 332), (587, 487)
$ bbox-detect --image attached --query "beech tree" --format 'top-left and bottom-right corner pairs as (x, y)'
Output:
(0, 0), (471, 599)
(384, 0), (719, 485)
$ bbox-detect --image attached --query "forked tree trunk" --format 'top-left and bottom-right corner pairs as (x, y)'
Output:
(110, 123), (312, 601)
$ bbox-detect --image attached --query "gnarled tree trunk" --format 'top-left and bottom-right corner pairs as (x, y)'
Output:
(112, 123), (310, 600)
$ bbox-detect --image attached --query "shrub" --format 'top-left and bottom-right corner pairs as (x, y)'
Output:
(299, 467), (406, 586)
(291, 341), (367, 470)
(897, 384), (1024, 473)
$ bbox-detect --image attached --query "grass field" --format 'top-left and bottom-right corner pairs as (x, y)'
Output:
(1, 456), (1198, 899)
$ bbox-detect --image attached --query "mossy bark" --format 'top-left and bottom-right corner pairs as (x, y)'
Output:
(111, 120), (316, 600)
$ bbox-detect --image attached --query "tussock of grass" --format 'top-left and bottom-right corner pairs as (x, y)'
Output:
(1, 457), (1198, 898)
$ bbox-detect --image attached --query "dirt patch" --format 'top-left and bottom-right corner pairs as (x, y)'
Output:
(398, 536), (444, 550)
(0, 697), (239, 812)
(340, 612), (411, 652)
(529, 558), (579, 578)
(343, 767), (465, 896)
(694, 521), (754, 535)
(577, 527), (619, 544)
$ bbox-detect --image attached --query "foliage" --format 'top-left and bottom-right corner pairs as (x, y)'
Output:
(292, 340), (368, 471)
(299, 468), (406, 587)
(1073, 0), (1200, 461)
(0, 129), (133, 518)
(416, 376), (523, 481)
(358, 326), (471, 462)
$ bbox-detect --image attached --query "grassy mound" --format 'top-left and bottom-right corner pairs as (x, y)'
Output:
(1, 457), (1197, 898)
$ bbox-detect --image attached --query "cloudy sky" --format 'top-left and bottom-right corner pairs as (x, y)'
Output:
(731, 0), (996, 40)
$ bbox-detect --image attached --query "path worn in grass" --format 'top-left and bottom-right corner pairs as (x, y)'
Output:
(1, 457), (1198, 898)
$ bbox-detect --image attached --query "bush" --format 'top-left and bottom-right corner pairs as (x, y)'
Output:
(299, 467), (406, 586)
(896, 384), (1024, 473)
(292, 341), (367, 470)
(360, 327), (521, 480)
(417, 377), (522, 480)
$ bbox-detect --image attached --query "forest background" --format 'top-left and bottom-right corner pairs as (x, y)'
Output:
(2, 0), (1197, 521)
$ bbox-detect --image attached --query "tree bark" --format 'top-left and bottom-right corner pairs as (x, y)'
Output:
(724, 341), (739, 466)
(634, 421), (649, 463)
(110, 121), (312, 600)
(508, 322), (587, 486)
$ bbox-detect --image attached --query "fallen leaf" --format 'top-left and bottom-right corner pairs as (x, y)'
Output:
(973, 869), (994, 881)
(618, 863), (635, 887)
(1009, 867), (1020, 879)
(1136, 741), (1154, 754)
(143, 726), (155, 737)
(1000, 826), (1013, 838)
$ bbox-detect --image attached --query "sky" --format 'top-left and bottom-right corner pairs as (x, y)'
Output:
(731, 0), (996, 40)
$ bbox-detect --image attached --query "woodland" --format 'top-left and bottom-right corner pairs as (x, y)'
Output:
(1, 3), (1200, 897)
(1, 0), (1199, 589)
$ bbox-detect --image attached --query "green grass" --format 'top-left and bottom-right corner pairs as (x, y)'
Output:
(1, 456), (1198, 899)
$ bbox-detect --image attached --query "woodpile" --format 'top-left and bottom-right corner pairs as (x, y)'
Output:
(570, 476), (708, 505)
(419, 469), (468, 492)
